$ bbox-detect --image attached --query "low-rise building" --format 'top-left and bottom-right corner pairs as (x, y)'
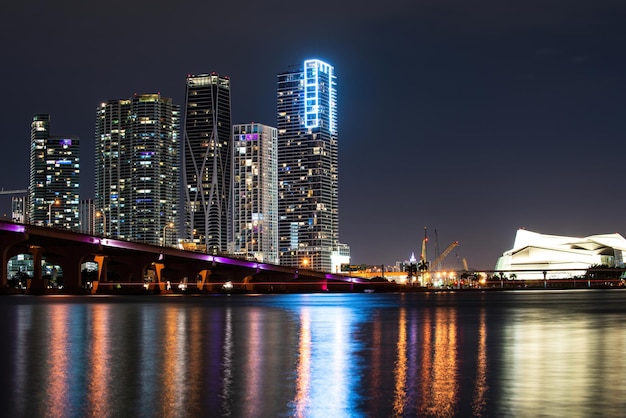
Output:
(496, 229), (626, 280)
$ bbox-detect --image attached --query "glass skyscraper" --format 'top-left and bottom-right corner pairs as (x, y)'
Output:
(29, 114), (80, 229)
(182, 73), (232, 254)
(230, 123), (279, 264)
(95, 94), (179, 246)
(277, 59), (343, 272)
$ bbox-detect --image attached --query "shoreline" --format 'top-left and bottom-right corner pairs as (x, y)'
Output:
(1, 282), (624, 296)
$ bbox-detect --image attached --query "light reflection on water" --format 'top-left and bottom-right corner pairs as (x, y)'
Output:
(0, 291), (625, 417)
(472, 308), (488, 417)
(294, 308), (311, 417)
(500, 299), (626, 417)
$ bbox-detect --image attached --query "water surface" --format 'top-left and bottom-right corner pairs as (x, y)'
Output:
(0, 290), (624, 417)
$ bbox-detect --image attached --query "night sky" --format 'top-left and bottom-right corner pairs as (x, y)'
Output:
(2, 1), (625, 270)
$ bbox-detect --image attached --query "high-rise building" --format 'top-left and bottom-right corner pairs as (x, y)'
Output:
(229, 123), (279, 264)
(28, 114), (80, 229)
(182, 73), (232, 254)
(277, 59), (348, 272)
(95, 94), (180, 246)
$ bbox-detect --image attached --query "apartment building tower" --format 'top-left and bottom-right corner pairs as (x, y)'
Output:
(182, 73), (232, 254)
(29, 114), (80, 229)
(95, 94), (179, 246)
(277, 59), (346, 272)
(229, 123), (279, 264)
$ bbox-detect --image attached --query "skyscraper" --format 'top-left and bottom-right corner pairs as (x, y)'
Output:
(95, 94), (179, 246)
(182, 73), (232, 254)
(29, 114), (80, 229)
(277, 59), (347, 272)
(230, 123), (279, 264)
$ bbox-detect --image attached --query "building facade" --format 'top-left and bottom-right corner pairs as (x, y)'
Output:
(496, 229), (626, 280)
(79, 198), (95, 235)
(95, 94), (179, 246)
(29, 114), (80, 229)
(229, 123), (279, 264)
(11, 195), (27, 224)
(182, 73), (232, 254)
(277, 59), (346, 272)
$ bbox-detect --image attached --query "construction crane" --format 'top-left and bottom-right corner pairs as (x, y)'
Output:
(429, 241), (459, 271)
(418, 227), (429, 272)
(0, 189), (27, 195)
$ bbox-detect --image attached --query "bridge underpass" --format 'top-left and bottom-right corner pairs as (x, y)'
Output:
(0, 220), (376, 295)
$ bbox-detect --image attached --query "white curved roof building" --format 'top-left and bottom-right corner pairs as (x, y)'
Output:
(495, 229), (626, 280)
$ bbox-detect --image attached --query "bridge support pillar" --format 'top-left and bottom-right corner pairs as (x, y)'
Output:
(153, 262), (165, 292)
(92, 255), (109, 294)
(197, 269), (212, 292)
(243, 275), (254, 292)
(27, 245), (45, 294)
(60, 251), (88, 293)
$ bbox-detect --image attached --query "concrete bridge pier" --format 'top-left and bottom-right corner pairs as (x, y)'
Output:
(43, 249), (98, 293)
(92, 255), (108, 293)
(153, 262), (165, 292)
(27, 245), (45, 294)
(197, 269), (212, 292)
(243, 275), (254, 292)
(54, 252), (84, 293)
(92, 254), (159, 293)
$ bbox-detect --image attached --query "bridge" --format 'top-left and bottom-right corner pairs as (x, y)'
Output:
(0, 220), (379, 295)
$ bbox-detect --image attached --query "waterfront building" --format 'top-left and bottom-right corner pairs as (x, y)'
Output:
(182, 73), (232, 254)
(496, 228), (626, 280)
(95, 94), (180, 246)
(28, 114), (80, 229)
(229, 123), (279, 264)
(277, 59), (349, 272)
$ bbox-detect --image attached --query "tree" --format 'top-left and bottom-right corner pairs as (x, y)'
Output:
(585, 264), (621, 281)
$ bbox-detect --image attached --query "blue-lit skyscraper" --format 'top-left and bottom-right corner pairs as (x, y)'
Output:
(95, 94), (180, 245)
(277, 59), (348, 272)
(29, 114), (80, 229)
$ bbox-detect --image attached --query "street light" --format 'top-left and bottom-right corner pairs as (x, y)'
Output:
(163, 222), (174, 247)
(48, 199), (59, 226)
(96, 210), (106, 236)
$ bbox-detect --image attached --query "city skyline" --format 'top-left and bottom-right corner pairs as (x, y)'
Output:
(2, 0), (625, 270)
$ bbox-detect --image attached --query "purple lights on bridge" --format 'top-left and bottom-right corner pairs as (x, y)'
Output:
(0, 220), (370, 294)
(0, 223), (26, 233)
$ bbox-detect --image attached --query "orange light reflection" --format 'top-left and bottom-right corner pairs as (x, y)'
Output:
(160, 306), (188, 417)
(393, 308), (408, 415)
(419, 307), (459, 417)
(86, 304), (111, 417)
(294, 309), (311, 418)
(45, 304), (70, 417)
